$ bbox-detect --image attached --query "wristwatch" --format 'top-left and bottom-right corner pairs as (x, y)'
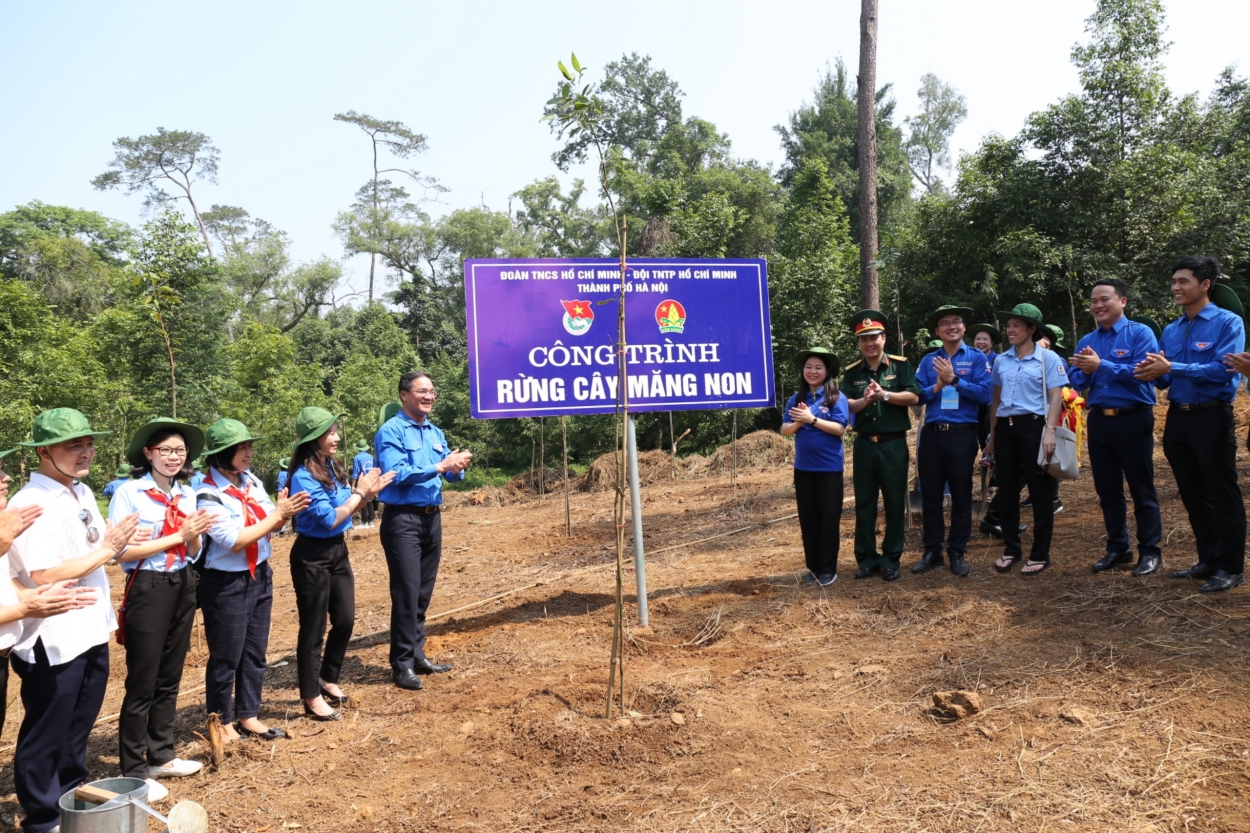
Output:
(883, 391), (891, 403)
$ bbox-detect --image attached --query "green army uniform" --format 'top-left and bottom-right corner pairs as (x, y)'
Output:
(843, 350), (920, 571)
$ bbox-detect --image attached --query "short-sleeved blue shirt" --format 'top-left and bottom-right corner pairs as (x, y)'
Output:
(108, 474), (198, 573)
(196, 468), (276, 573)
(992, 345), (1069, 418)
(783, 390), (849, 472)
(291, 466), (352, 537)
(351, 451), (375, 480)
(102, 477), (129, 499)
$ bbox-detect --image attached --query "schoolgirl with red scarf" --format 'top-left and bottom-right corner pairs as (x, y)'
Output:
(195, 419), (309, 745)
(108, 418), (214, 801)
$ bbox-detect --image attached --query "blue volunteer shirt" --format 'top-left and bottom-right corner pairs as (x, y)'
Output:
(783, 390), (849, 472)
(375, 411), (464, 506)
(189, 470), (206, 490)
(108, 474), (199, 573)
(915, 342), (993, 423)
(291, 466), (353, 537)
(196, 468), (277, 572)
(992, 345), (1069, 417)
(1154, 303), (1245, 403)
(276, 470), (289, 494)
(1065, 316), (1157, 408)
(351, 451), (375, 480)
(102, 477), (129, 499)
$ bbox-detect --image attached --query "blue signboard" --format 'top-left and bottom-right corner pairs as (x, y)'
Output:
(464, 258), (774, 419)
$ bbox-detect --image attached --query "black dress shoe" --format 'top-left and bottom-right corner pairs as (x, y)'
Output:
(881, 567), (900, 582)
(911, 551), (944, 574)
(854, 565), (879, 579)
(303, 702), (342, 721)
(1173, 562), (1216, 580)
(412, 658), (452, 675)
(393, 669), (424, 690)
(1093, 551), (1132, 572)
(1132, 554), (1162, 577)
(1200, 571), (1245, 593)
(949, 553), (970, 577)
(236, 723), (287, 741)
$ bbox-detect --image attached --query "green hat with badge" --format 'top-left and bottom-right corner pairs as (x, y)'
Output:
(1209, 282), (1245, 318)
(793, 346), (840, 378)
(203, 418), (263, 457)
(966, 323), (1001, 344)
(125, 417), (205, 468)
(295, 407), (346, 449)
(1128, 315), (1163, 342)
(378, 401), (401, 430)
(927, 305), (974, 335)
(849, 309), (889, 337)
(18, 408), (112, 448)
(354, 439), (370, 452)
(997, 303), (1046, 340)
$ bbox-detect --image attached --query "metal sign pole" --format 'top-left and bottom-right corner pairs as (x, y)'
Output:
(626, 416), (649, 627)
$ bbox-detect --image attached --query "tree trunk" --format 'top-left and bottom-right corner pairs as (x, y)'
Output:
(857, 0), (880, 310)
(184, 192), (216, 260)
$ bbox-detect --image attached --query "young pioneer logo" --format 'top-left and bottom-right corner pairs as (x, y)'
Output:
(656, 300), (686, 334)
(560, 300), (594, 335)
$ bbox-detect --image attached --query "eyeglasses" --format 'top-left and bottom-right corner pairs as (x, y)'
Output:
(77, 509), (101, 544)
(411, 389), (437, 398)
(938, 319), (964, 328)
(149, 446), (188, 458)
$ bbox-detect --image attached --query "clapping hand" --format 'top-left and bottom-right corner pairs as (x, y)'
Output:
(864, 380), (886, 403)
(441, 449), (473, 474)
(178, 510), (213, 543)
(1069, 346), (1100, 373)
(1133, 350), (1170, 381)
(933, 357), (956, 385)
(0, 504), (43, 554)
(21, 580), (99, 618)
(788, 401), (816, 425)
(357, 467), (397, 498)
(277, 489), (312, 520)
(1223, 352), (1250, 375)
(104, 512), (146, 555)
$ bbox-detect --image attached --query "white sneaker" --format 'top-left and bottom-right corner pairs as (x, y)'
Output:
(144, 778), (170, 803)
(150, 758), (202, 778)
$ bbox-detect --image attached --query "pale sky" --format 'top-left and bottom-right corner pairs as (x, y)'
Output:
(1, 1), (1245, 301)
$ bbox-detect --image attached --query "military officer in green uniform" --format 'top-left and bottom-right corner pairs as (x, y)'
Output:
(842, 310), (921, 581)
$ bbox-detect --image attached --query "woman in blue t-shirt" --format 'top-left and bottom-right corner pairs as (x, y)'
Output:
(287, 408), (394, 720)
(780, 348), (849, 586)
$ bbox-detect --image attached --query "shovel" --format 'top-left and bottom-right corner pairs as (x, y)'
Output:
(75, 784), (208, 833)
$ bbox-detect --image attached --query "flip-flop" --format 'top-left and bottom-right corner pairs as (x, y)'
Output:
(1021, 560), (1050, 576)
(994, 554), (1021, 573)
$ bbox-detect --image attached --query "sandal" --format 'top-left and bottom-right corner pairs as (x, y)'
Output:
(1021, 560), (1050, 576)
(994, 554), (1020, 573)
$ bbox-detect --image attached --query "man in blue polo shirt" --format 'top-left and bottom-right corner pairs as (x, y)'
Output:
(375, 371), (472, 690)
(1135, 256), (1246, 592)
(1068, 278), (1163, 576)
(913, 306), (992, 577)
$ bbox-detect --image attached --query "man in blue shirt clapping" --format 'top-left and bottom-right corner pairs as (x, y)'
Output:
(1068, 278), (1163, 576)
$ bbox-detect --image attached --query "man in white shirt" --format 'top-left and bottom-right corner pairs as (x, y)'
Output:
(6, 410), (145, 833)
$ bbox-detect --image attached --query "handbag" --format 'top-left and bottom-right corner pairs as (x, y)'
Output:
(1035, 371), (1081, 482)
(115, 567), (140, 646)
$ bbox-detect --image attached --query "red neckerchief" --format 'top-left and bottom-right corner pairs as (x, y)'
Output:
(205, 471), (268, 578)
(143, 488), (187, 570)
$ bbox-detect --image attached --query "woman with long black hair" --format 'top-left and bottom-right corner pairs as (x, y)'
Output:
(780, 348), (848, 587)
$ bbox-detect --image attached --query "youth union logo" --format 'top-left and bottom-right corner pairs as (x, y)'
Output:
(656, 299), (686, 334)
(560, 300), (594, 336)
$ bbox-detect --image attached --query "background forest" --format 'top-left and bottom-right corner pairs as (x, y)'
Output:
(1, 0), (1247, 490)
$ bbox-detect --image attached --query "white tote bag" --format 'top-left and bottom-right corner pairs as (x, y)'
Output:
(1038, 424), (1079, 481)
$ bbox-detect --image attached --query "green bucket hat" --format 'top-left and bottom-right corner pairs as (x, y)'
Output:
(1044, 324), (1067, 347)
(925, 339), (943, 353)
(0, 448), (16, 461)
(997, 303), (1046, 340)
(966, 323), (1002, 344)
(793, 347), (840, 379)
(295, 407), (346, 449)
(125, 418), (205, 468)
(354, 439), (370, 452)
(114, 464), (131, 478)
(278, 457), (291, 470)
(1209, 283), (1245, 318)
(18, 408), (112, 448)
(1128, 315), (1162, 343)
(203, 418), (263, 457)
(927, 305), (974, 335)
(378, 401), (401, 430)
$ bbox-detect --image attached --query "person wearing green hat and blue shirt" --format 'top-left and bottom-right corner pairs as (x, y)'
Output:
(6, 408), (147, 833)
(1137, 255), (1246, 592)
(1066, 278), (1164, 577)
(841, 310), (921, 582)
(912, 306), (993, 577)
(987, 304), (1069, 576)
(196, 418), (310, 743)
(108, 418), (214, 801)
(288, 408), (394, 720)
(375, 371), (472, 690)
(781, 347), (849, 587)
(189, 457), (207, 490)
(351, 439), (379, 528)
(102, 463), (133, 499)
(275, 458), (292, 537)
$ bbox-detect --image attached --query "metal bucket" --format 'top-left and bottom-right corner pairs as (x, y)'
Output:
(58, 777), (150, 833)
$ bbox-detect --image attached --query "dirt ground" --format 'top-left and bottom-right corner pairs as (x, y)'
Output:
(3, 404), (1250, 832)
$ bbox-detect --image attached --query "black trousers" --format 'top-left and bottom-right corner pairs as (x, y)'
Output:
(0, 653), (8, 739)
(12, 640), (109, 833)
(119, 566), (197, 778)
(793, 469), (843, 576)
(1163, 405), (1246, 574)
(200, 562), (273, 723)
(290, 534), (355, 699)
(919, 425), (979, 555)
(1087, 409), (1162, 559)
(995, 416), (1056, 562)
(380, 506), (442, 673)
(359, 499), (378, 525)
